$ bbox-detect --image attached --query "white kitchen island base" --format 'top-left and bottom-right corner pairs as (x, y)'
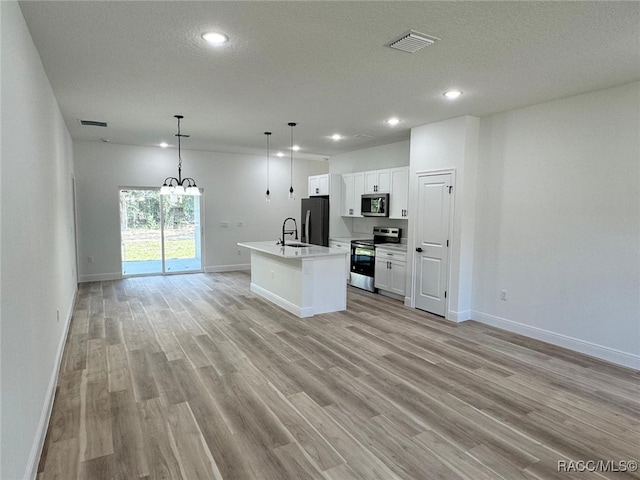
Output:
(238, 242), (348, 318)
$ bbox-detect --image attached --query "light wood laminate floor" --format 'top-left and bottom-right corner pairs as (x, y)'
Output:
(38, 272), (640, 479)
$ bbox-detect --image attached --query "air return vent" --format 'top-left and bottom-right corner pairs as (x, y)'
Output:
(78, 119), (108, 127)
(387, 30), (439, 53)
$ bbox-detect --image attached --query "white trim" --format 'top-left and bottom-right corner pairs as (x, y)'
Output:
(25, 287), (78, 480)
(78, 272), (122, 283)
(448, 309), (471, 322)
(204, 264), (250, 273)
(471, 311), (640, 370)
(249, 283), (313, 317)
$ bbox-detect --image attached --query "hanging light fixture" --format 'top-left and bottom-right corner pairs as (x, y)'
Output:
(288, 122), (296, 200)
(160, 115), (200, 196)
(264, 131), (272, 202)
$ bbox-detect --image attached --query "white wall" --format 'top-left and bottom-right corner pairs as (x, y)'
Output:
(409, 116), (480, 320)
(329, 140), (410, 238)
(472, 82), (640, 368)
(74, 141), (328, 281)
(1, 2), (78, 479)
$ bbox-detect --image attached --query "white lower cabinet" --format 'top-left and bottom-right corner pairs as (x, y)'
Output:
(374, 248), (406, 296)
(329, 241), (351, 280)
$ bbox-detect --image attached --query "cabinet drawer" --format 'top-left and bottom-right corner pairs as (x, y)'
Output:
(376, 249), (406, 262)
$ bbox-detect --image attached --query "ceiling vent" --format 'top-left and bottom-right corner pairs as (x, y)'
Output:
(387, 30), (439, 53)
(78, 119), (108, 127)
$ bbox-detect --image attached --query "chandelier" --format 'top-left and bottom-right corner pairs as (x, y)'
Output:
(160, 115), (200, 195)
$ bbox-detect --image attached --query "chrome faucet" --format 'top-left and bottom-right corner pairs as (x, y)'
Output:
(280, 217), (298, 246)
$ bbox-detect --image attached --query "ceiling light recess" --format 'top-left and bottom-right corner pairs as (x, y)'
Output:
(386, 117), (400, 126)
(387, 30), (439, 53)
(202, 31), (229, 45)
(444, 90), (462, 99)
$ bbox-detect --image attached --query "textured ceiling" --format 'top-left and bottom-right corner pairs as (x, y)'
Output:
(18, 1), (640, 159)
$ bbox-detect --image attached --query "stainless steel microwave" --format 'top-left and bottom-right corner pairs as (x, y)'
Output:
(361, 193), (389, 217)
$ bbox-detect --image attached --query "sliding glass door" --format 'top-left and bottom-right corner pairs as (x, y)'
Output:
(162, 193), (202, 273)
(120, 188), (202, 276)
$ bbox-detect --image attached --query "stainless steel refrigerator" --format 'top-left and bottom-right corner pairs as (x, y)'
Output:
(301, 197), (329, 246)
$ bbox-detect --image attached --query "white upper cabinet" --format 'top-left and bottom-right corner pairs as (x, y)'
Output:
(389, 167), (409, 219)
(364, 169), (390, 193)
(308, 174), (330, 196)
(341, 172), (364, 217)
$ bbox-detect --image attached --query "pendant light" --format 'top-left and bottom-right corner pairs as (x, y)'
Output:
(288, 122), (296, 200)
(160, 115), (200, 196)
(264, 131), (272, 202)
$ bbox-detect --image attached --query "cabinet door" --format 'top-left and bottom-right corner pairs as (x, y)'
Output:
(329, 241), (350, 280)
(318, 174), (330, 195)
(389, 259), (406, 296)
(353, 172), (364, 216)
(308, 176), (320, 196)
(389, 167), (409, 219)
(364, 171), (379, 193)
(374, 257), (390, 290)
(341, 174), (354, 216)
(377, 169), (390, 193)
(309, 174), (330, 196)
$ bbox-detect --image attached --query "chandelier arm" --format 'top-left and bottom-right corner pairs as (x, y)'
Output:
(163, 176), (179, 186)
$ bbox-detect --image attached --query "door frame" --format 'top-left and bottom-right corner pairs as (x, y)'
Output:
(408, 168), (456, 319)
(118, 186), (205, 277)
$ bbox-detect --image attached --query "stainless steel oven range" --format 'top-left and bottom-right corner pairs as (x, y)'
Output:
(349, 227), (401, 292)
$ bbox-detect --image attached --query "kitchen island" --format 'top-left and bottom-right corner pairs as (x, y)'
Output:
(237, 241), (349, 318)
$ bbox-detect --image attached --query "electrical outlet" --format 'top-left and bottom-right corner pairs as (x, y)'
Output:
(500, 290), (508, 301)
(88, 256), (94, 263)
(220, 221), (229, 228)
(237, 221), (243, 227)
(56, 310), (60, 322)
(237, 249), (242, 256)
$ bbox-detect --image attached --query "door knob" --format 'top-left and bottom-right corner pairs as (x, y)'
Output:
(416, 247), (423, 252)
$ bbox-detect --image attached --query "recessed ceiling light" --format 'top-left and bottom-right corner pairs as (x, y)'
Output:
(386, 117), (400, 126)
(444, 90), (462, 99)
(292, 145), (300, 152)
(331, 134), (342, 141)
(276, 152), (284, 157)
(202, 32), (229, 45)
(159, 142), (169, 148)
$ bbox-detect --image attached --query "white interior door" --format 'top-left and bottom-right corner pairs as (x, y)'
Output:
(414, 173), (452, 316)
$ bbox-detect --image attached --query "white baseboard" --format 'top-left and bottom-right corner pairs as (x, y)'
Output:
(250, 283), (312, 318)
(78, 272), (122, 283)
(25, 287), (78, 480)
(448, 309), (471, 323)
(471, 310), (640, 370)
(204, 264), (250, 273)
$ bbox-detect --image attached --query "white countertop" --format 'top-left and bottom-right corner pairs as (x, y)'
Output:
(238, 241), (349, 259)
(375, 242), (408, 252)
